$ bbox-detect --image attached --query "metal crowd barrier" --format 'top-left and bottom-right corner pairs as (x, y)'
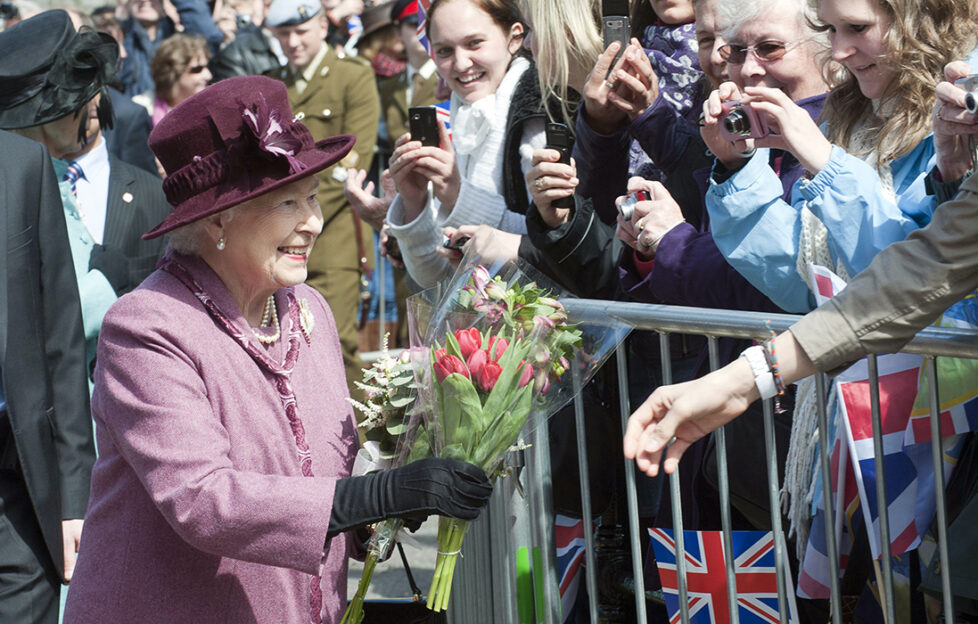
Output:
(449, 300), (978, 624)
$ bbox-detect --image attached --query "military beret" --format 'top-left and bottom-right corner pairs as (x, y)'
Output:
(265, 0), (321, 28)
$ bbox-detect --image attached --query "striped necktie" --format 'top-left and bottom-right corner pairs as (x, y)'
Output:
(63, 161), (85, 198)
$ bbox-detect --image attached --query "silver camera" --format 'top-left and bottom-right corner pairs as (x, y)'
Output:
(617, 190), (650, 221)
(956, 74), (978, 114)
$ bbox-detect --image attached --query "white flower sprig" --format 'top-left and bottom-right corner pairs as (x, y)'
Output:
(346, 334), (417, 461)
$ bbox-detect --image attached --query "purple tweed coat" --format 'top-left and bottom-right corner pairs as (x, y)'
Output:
(64, 251), (360, 624)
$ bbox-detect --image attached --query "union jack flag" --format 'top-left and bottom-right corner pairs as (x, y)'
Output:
(435, 99), (451, 141)
(649, 529), (798, 624)
(555, 514), (586, 621)
(416, 0), (432, 54)
(798, 265), (972, 600)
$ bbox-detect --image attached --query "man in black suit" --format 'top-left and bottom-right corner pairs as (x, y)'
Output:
(0, 129), (93, 622)
(0, 10), (171, 372)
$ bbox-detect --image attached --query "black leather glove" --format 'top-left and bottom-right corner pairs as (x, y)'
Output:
(327, 457), (492, 537)
(89, 244), (133, 295)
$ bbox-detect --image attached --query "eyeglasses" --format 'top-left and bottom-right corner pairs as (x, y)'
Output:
(187, 64), (208, 74)
(718, 39), (805, 64)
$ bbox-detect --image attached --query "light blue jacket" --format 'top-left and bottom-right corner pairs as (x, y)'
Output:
(705, 138), (936, 312)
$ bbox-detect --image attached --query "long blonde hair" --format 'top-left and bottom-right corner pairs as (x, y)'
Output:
(814, 0), (978, 167)
(521, 0), (603, 130)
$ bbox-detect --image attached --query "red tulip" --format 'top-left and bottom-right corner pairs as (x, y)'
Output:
(475, 360), (503, 393)
(518, 361), (533, 388)
(434, 354), (469, 383)
(455, 327), (482, 361)
(486, 336), (509, 361)
(434, 348), (448, 361)
(466, 349), (488, 377)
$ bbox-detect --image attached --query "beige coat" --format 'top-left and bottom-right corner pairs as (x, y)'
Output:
(791, 173), (978, 372)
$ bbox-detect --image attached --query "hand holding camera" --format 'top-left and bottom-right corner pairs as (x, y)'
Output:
(389, 112), (460, 219)
(527, 140), (579, 229)
(704, 84), (832, 175)
(614, 178), (685, 258)
(933, 61), (978, 181)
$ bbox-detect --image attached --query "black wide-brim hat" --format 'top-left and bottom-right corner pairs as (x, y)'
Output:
(143, 75), (356, 239)
(0, 10), (119, 130)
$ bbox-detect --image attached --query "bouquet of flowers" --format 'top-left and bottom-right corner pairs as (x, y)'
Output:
(340, 336), (430, 624)
(413, 261), (630, 612)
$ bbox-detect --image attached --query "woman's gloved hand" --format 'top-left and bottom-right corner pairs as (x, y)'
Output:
(327, 457), (492, 537)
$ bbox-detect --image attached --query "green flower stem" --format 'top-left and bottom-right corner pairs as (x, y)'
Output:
(428, 517), (470, 612)
(340, 518), (404, 624)
(340, 553), (374, 624)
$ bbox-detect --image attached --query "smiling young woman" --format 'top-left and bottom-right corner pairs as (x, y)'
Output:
(385, 0), (549, 287)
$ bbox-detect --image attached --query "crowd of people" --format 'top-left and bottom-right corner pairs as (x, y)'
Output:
(1, 0), (977, 621)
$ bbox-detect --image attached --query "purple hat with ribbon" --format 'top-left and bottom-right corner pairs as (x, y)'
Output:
(143, 75), (355, 239)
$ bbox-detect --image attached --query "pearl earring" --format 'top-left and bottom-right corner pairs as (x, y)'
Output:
(217, 236), (226, 251)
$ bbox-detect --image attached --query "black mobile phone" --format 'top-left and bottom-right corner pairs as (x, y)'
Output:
(602, 0), (630, 71)
(442, 234), (470, 250)
(545, 122), (574, 209)
(408, 106), (439, 147)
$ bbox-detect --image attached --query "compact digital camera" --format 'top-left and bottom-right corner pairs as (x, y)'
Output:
(617, 189), (650, 222)
(956, 74), (978, 114)
(719, 101), (772, 141)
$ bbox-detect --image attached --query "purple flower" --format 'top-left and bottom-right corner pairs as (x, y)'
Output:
(470, 265), (491, 291)
(242, 94), (307, 174)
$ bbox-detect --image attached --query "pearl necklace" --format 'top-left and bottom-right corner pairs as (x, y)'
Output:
(253, 295), (280, 344)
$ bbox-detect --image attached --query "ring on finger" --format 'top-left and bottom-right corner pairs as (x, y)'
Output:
(534, 177), (544, 192)
(637, 229), (655, 249)
(604, 79), (615, 90)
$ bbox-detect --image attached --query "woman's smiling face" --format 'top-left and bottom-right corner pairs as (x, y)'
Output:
(428, 0), (524, 104)
(818, 0), (894, 100)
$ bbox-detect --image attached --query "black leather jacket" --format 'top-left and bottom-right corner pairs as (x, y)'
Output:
(209, 25), (281, 82)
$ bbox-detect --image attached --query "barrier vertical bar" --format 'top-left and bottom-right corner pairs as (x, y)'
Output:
(762, 399), (789, 622)
(925, 358), (954, 624)
(573, 367), (599, 623)
(815, 373), (843, 624)
(660, 332), (688, 623)
(490, 477), (518, 624)
(530, 418), (562, 623)
(866, 355), (896, 624)
(707, 337), (739, 624)
(616, 343), (648, 623)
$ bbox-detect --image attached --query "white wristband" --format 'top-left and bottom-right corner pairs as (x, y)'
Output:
(740, 345), (777, 400)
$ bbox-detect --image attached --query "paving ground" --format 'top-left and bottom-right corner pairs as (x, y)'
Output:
(347, 518), (439, 600)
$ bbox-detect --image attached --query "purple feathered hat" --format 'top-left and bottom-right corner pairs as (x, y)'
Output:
(143, 75), (355, 239)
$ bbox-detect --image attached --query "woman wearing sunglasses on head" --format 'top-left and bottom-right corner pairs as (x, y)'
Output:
(133, 33), (213, 127)
(700, 0), (978, 314)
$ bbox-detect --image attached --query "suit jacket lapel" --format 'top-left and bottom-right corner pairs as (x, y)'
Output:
(103, 157), (135, 249)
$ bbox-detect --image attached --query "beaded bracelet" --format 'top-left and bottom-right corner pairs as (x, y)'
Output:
(762, 321), (785, 396)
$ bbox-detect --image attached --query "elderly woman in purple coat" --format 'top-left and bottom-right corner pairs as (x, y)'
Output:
(63, 75), (491, 624)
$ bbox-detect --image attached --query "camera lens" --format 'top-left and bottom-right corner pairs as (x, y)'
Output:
(723, 108), (752, 138)
(966, 91), (978, 115)
(618, 201), (634, 222)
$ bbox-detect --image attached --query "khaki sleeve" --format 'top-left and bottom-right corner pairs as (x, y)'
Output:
(344, 63), (380, 174)
(791, 173), (978, 373)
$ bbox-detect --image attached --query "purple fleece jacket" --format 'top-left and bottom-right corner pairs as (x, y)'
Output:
(619, 93), (828, 311)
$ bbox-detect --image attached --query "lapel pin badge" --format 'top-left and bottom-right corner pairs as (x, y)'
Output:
(122, 192), (134, 203)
